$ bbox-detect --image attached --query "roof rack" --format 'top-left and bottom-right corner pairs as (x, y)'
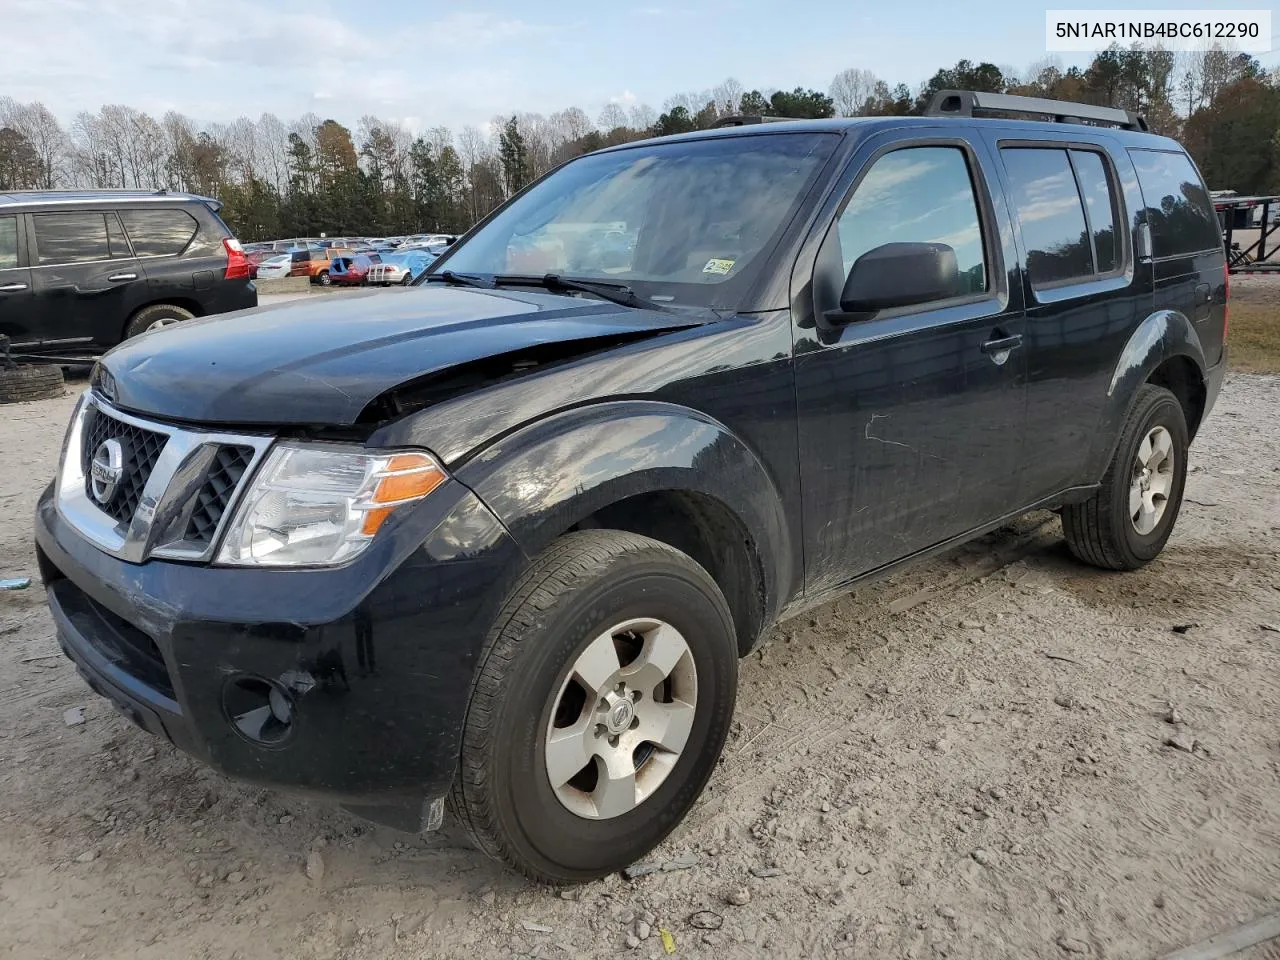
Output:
(924, 90), (1147, 132)
(712, 115), (793, 128)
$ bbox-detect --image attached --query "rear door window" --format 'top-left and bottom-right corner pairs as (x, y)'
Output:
(32, 212), (112, 265)
(1128, 149), (1220, 257)
(119, 209), (199, 257)
(1069, 150), (1119, 273)
(105, 212), (132, 258)
(1000, 148), (1094, 287)
(0, 216), (17, 269)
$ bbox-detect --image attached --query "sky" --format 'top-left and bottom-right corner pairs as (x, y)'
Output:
(5, 0), (1280, 134)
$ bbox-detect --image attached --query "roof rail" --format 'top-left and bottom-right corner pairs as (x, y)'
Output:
(712, 115), (792, 128)
(924, 89), (1147, 132)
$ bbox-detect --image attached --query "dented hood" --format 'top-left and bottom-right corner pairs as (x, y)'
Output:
(99, 286), (703, 426)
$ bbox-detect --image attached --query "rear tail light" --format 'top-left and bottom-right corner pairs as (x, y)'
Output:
(1223, 261), (1230, 340)
(223, 238), (250, 280)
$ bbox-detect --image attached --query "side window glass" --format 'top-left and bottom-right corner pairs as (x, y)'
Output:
(0, 216), (17, 269)
(1001, 148), (1093, 287)
(119, 209), (198, 257)
(1069, 151), (1119, 273)
(1129, 150), (1220, 257)
(105, 213), (132, 259)
(33, 212), (111, 265)
(834, 147), (988, 298)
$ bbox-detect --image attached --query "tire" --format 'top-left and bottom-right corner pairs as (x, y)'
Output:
(1062, 384), (1189, 570)
(0, 364), (64, 403)
(317, 271), (331, 286)
(124, 303), (195, 339)
(452, 530), (738, 883)
(400, 273), (413, 286)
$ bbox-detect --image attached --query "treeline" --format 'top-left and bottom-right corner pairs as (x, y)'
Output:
(0, 44), (1274, 242)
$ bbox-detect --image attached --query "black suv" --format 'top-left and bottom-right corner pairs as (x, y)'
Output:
(0, 190), (256, 355)
(35, 92), (1227, 882)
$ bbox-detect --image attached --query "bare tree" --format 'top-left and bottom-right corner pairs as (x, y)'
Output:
(629, 103), (657, 131)
(598, 102), (628, 130)
(712, 77), (745, 116)
(829, 68), (879, 116)
(1, 100), (69, 188)
(256, 113), (290, 193)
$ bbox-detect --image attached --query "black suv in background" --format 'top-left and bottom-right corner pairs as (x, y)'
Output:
(36, 92), (1227, 883)
(0, 190), (256, 354)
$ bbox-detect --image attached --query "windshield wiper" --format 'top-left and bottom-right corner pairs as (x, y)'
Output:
(494, 274), (652, 310)
(425, 270), (495, 289)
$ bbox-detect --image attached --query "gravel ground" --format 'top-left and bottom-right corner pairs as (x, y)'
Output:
(1, 374), (1278, 960)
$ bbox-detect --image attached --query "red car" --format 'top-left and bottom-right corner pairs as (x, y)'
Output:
(329, 253), (381, 286)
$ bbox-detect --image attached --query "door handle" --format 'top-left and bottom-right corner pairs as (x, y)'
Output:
(981, 333), (1023, 354)
(107, 272), (137, 282)
(0, 282), (28, 292)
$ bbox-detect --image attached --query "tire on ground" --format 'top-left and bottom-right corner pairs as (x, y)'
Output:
(0, 364), (65, 403)
(1062, 383), (1189, 571)
(451, 529), (739, 883)
(124, 303), (195, 340)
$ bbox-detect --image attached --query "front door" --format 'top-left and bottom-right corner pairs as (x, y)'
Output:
(792, 133), (1028, 593)
(0, 214), (35, 343)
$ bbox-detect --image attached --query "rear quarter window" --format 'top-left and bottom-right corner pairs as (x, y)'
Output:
(1128, 150), (1220, 257)
(0, 216), (17, 269)
(119, 209), (199, 257)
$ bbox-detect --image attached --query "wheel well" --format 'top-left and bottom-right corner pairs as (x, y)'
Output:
(122, 299), (204, 338)
(572, 491), (766, 657)
(1146, 356), (1206, 438)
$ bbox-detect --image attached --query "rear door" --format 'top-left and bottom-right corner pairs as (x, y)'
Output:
(119, 206), (215, 310)
(0, 213), (35, 342)
(982, 133), (1151, 503)
(27, 209), (148, 347)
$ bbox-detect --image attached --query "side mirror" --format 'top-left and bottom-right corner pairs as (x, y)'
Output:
(836, 242), (962, 317)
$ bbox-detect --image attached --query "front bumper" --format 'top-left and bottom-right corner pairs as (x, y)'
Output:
(35, 477), (527, 830)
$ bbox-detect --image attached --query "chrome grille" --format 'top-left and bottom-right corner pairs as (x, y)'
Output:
(56, 393), (273, 563)
(182, 445), (254, 547)
(80, 406), (168, 525)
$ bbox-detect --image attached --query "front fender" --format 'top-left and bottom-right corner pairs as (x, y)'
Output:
(1086, 309), (1207, 480)
(454, 400), (792, 635)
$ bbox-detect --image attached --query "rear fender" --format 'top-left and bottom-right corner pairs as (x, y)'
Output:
(1086, 309), (1206, 480)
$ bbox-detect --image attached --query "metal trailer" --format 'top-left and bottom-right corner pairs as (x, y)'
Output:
(1215, 194), (1280, 274)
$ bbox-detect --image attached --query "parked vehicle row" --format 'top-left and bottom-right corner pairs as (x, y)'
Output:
(243, 236), (448, 283)
(0, 189), (256, 354)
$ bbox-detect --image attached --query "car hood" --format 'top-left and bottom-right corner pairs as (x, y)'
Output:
(98, 286), (706, 426)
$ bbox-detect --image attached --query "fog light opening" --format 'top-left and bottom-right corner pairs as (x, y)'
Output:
(222, 676), (295, 746)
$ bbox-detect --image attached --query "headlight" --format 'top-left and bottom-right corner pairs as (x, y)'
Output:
(216, 444), (446, 567)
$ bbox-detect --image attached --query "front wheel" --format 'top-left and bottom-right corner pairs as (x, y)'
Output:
(1062, 384), (1189, 570)
(317, 271), (331, 286)
(452, 531), (738, 883)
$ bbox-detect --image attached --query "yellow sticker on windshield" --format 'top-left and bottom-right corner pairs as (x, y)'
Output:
(702, 258), (735, 275)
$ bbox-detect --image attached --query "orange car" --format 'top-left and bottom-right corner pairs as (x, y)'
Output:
(293, 245), (354, 285)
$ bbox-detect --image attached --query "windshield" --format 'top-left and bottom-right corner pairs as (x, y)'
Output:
(433, 132), (837, 307)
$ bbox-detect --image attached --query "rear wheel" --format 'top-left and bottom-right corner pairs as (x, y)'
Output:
(452, 531), (738, 883)
(1062, 384), (1188, 570)
(400, 272), (413, 286)
(317, 271), (331, 286)
(124, 303), (195, 339)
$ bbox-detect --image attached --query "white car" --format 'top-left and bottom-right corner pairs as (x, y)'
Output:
(366, 251), (436, 285)
(255, 254), (293, 280)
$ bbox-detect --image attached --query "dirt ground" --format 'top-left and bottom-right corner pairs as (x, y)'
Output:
(2, 371), (1279, 960)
